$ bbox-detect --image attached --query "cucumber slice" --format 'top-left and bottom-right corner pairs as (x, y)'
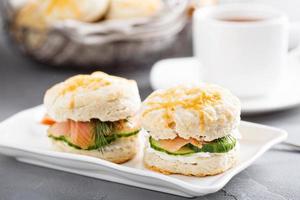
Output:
(149, 135), (236, 155)
(193, 135), (236, 153)
(116, 129), (140, 137)
(48, 129), (139, 151)
(171, 146), (196, 155)
(113, 119), (140, 136)
(49, 135), (82, 150)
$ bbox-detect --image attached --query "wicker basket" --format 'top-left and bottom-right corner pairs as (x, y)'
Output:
(0, 0), (189, 68)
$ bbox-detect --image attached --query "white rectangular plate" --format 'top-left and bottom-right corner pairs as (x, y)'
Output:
(0, 106), (287, 197)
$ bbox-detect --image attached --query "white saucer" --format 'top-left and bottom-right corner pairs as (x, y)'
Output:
(150, 55), (300, 115)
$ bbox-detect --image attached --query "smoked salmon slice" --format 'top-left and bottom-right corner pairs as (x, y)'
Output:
(48, 121), (70, 137)
(48, 120), (94, 149)
(157, 137), (203, 152)
(69, 121), (94, 149)
(46, 117), (139, 149)
(41, 115), (56, 126)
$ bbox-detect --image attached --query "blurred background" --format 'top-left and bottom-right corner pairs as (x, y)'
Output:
(1, 0), (300, 123)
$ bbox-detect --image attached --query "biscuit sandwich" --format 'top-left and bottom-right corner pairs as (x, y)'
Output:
(141, 84), (241, 176)
(42, 71), (141, 164)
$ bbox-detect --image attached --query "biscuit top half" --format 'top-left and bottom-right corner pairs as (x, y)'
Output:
(44, 71), (141, 122)
(141, 84), (241, 141)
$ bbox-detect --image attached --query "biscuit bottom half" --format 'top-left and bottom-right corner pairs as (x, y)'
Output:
(51, 135), (138, 164)
(144, 145), (238, 177)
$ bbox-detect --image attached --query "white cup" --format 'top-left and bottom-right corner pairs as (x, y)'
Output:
(193, 4), (290, 98)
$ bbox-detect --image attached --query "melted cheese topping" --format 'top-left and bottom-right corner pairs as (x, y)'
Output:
(143, 86), (221, 131)
(59, 72), (111, 109)
(61, 74), (111, 95)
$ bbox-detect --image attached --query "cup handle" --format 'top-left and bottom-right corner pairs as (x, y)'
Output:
(289, 22), (300, 56)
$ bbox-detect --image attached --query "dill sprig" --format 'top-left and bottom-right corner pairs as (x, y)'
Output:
(92, 120), (116, 152)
